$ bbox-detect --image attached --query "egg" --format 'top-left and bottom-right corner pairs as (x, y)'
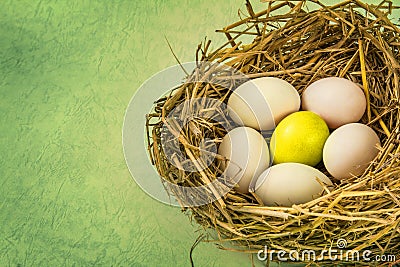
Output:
(270, 111), (329, 166)
(254, 163), (333, 206)
(323, 123), (380, 180)
(218, 127), (270, 193)
(302, 77), (366, 129)
(228, 77), (300, 131)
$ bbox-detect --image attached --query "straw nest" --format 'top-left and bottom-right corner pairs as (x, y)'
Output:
(146, 0), (400, 265)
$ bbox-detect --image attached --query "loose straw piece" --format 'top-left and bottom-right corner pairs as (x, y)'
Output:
(372, 108), (391, 137)
(359, 39), (372, 122)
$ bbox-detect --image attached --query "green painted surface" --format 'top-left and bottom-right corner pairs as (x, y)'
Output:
(0, 0), (394, 266)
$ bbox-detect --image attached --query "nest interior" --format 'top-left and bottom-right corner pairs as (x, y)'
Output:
(146, 0), (400, 264)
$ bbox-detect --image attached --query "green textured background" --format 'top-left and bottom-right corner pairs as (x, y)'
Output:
(0, 0), (392, 266)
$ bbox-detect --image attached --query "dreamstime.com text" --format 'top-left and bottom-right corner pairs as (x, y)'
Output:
(257, 239), (396, 263)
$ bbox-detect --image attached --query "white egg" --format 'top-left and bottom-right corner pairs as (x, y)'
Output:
(227, 77), (300, 131)
(323, 123), (381, 180)
(218, 127), (270, 193)
(254, 163), (333, 206)
(302, 77), (366, 129)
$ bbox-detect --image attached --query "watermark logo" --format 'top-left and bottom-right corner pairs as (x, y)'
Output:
(257, 238), (396, 263)
(336, 238), (347, 249)
(122, 61), (275, 207)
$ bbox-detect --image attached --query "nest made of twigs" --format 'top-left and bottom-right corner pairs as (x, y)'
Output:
(146, 0), (400, 265)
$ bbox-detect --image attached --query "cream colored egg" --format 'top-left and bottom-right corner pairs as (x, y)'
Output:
(323, 123), (380, 180)
(302, 77), (366, 129)
(228, 77), (300, 131)
(254, 163), (332, 206)
(218, 127), (270, 193)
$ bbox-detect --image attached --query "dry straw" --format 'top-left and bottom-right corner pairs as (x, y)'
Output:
(146, 0), (400, 265)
